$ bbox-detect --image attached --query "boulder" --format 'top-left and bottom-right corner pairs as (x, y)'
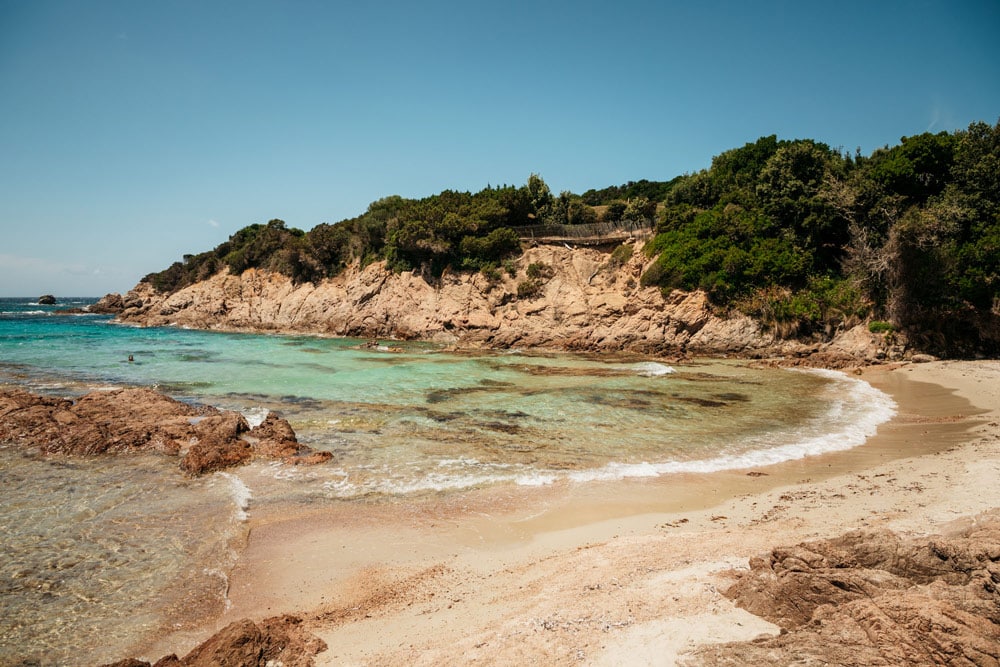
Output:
(99, 615), (327, 667)
(695, 514), (1000, 666)
(90, 292), (126, 314)
(0, 387), (331, 475)
(38, 294), (56, 305)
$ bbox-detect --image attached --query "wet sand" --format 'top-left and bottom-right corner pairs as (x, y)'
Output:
(137, 360), (1000, 665)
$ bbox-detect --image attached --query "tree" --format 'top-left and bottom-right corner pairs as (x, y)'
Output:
(526, 173), (553, 219)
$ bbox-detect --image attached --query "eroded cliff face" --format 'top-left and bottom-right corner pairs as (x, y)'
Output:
(107, 242), (890, 361)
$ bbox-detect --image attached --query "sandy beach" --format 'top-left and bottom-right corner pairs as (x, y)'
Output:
(136, 360), (1000, 665)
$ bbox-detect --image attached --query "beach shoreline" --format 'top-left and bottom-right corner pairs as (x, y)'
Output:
(127, 358), (1000, 665)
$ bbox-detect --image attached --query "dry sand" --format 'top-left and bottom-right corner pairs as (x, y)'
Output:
(141, 360), (1000, 665)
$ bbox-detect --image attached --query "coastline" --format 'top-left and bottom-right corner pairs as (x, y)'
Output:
(130, 359), (1000, 665)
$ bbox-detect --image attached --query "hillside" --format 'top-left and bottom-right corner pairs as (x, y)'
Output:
(105, 241), (901, 365)
(108, 120), (1000, 358)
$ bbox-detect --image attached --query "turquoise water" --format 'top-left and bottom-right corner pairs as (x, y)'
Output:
(0, 296), (897, 664)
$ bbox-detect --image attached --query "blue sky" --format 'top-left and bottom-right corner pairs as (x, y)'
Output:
(1, 0), (998, 297)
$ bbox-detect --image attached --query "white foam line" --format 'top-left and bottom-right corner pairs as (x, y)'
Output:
(312, 369), (897, 498)
(565, 368), (897, 483)
(203, 567), (233, 612)
(217, 472), (252, 521)
(631, 361), (676, 377)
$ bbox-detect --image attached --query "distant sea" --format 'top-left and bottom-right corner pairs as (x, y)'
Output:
(0, 296), (896, 664)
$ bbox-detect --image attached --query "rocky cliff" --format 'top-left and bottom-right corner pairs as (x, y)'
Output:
(104, 242), (897, 363)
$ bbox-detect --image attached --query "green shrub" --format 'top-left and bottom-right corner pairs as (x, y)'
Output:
(480, 264), (502, 282)
(868, 320), (896, 334)
(608, 243), (634, 269)
(526, 262), (551, 280)
(517, 279), (543, 299)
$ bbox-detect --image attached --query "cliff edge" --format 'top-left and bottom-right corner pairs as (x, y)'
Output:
(103, 242), (899, 364)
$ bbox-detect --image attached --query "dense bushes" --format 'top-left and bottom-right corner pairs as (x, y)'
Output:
(639, 121), (1000, 352)
(142, 175), (640, 293)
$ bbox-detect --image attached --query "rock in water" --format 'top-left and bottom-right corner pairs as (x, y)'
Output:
(37, 294), (56, 304)
(0, 387), (331, 474)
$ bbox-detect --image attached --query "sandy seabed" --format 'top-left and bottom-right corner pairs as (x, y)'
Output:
(137, 360), (1000, 666)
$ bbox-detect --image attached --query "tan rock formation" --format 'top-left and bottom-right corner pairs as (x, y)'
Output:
(110, 242), (898, 361)
(695, 514), (1000, 666)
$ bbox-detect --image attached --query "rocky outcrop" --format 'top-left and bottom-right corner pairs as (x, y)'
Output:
(89, 292), (126, 314)
(695, 514), (1000, 666)
(37, 294), (56, 305)
(0, 387), (331, 475)
(100, 614), (327, 667)
(110, 243), (899, 363)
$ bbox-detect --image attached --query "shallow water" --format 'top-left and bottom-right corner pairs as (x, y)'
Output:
(0, 447), (245, 665)
(0, 297), (896, 663)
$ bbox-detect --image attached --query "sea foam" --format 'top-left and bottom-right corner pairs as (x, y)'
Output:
(217, 472), (252, 521)
(240, 406), (270, 429)
(565, 368), (897, 483)
(632, 361), (676, 377)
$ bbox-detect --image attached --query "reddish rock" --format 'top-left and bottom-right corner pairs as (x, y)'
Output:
(289, 451), (334, 466)
(99, 615), (327, 667)
(0, 387), (330, 475)
(181, 438), (254, 475)
(250, 411), (300, 458)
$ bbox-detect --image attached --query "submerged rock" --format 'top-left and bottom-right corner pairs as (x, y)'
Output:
(695, 513), (1000, 666)
(100, 614), (327, 667)
(0, 387), (331, 475)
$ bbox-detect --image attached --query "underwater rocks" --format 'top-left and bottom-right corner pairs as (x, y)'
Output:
(100, 614), (327, 667)
(0, 387), (331, 475)
(695, 514), (1000, 666)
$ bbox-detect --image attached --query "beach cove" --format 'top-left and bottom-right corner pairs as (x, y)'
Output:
(1, 301), (998, 664)
(133, 359), (1000, 666)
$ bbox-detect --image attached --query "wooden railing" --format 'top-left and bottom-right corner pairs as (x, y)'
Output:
(515, 219), (654, 244)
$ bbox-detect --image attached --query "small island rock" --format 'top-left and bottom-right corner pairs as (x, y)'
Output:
(37, 294), (56, 305)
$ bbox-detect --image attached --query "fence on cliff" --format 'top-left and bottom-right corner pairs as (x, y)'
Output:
(515, 218), (655, 245)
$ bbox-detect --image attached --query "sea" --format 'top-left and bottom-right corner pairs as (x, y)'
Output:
(0, 296), (897, 665)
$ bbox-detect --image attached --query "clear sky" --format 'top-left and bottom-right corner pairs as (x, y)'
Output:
(1, 0), (998, 297)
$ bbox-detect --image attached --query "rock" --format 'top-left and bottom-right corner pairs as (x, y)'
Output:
(112, 244), (782, 355)
(694, 514), (1000, 666)
(248, 412), (332, 464)
(0, 387), (330, 475)
(911, 353), (938, 363)
(99, 615), (327, 667)
(250, 411), (300, 457)
(38, 294), (56, 305)
(90, 292), (125, 314)
(181, 438), (254, 475)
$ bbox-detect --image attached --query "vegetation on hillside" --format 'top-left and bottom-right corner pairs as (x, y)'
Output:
(143, 174), (639, 294)
(639, 121), (1000, 353)
(143, 120), (1000, 354)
